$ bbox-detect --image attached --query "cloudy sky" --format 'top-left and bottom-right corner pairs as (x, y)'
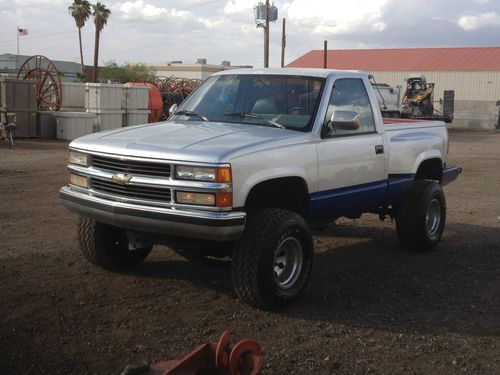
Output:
(0, 0), (499, 68)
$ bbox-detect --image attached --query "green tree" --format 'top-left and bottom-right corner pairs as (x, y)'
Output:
(68, 0), (92, 75)
(91, 2), (111, 82)
(99, 61), (155, 83)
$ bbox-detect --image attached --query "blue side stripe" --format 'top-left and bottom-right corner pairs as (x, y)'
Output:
(386, 174), (415, 205)
(308, 174), (415, 220)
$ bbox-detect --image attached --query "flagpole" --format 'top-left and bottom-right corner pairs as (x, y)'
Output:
(16, 26), (19, 69)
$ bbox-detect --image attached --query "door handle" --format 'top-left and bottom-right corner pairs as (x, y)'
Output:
(375, 145), (384, 154)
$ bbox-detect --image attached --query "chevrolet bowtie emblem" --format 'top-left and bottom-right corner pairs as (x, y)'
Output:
(111, 173), (132, 185)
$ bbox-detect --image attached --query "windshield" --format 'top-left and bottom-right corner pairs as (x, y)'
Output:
(170, 74), (325, 132)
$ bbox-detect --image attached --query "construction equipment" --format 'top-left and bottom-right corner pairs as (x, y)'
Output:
(372, 74), (454, 123)
(371, 83), (403, 118)
(121, 331), (263, 375)
(401, 75), (434, 118)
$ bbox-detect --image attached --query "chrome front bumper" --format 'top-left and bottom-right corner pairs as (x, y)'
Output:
(59, 186), (246, 241)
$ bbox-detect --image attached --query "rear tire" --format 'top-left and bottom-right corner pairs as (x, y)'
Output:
(77, 216), (152, 270)
(231, 209), (313, 309)
(395, 180), (446, 252)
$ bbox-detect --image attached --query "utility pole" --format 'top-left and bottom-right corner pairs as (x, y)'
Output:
(264, 0), (270, 68)
(16, 26), (19, 69)
(281, 18), (286, 68)
(323, 40), (328, 69)
(254, 1), (278, 68)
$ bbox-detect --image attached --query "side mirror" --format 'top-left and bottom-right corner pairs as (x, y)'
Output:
(168, 103), (178, 116)
(330, 110), (360, 131)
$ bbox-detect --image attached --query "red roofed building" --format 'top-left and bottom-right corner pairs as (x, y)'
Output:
(288, 47), (500, 130)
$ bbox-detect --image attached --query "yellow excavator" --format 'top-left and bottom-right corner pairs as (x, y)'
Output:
(371, 74), (454, 122)
(401, 75), (435, 118)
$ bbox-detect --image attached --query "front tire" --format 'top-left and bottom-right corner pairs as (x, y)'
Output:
(231, 209), (313, 309)
(395, 180), (446, 252)
(77, 216), (152, 270)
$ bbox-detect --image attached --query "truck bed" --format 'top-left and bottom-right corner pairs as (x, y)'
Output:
(383, 118), (441, 125)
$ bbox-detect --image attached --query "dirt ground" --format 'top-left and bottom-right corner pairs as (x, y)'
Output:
(0, 131), (499, 374)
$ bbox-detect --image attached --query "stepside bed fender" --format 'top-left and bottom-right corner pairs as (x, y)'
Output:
(410, 149), (444, 177)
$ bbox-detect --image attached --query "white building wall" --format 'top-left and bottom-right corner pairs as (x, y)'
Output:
(153, 69), (204, 80)
(149, 64), (251, 81)
(452, 101), (499, 130)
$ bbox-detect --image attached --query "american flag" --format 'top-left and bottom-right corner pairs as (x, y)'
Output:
(18, 28), (28, 36)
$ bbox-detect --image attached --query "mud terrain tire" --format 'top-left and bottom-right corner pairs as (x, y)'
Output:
(77, 216), (151, 270)
(395, 180), (446, 252)
(231, 209), (313, 309)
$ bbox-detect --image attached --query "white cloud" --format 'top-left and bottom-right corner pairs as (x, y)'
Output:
(170, 8), (191, 18)
(117, 1), (167, 19)
(371, 22), (387, 32)
(0, 0), (499, 69)
(224, 0), (255, 15)
(285, 0), (389, 35)
(199, 18), (223, 29)
(115, 1), (190, 21)
(458, 12), (500, 30)
(13, 0), (63, 4)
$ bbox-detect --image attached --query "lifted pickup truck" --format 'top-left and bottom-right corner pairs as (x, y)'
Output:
(60, 68), (461, 309)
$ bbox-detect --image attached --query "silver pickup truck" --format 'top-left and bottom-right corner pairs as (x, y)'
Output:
(60, 68), (461, 309)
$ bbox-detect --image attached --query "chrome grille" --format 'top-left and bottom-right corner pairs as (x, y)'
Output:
(92, 155), (171, 178)
(91, 178), (171, 202)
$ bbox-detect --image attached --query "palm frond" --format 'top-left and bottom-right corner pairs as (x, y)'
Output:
(92, 2), (111, 32)
(68, 0), (92, 29)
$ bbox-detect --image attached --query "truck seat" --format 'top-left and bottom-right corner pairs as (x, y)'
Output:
(252, 98), (280, 114)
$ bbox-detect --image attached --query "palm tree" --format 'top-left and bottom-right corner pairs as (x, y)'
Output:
(68, 0), (92, 76)
(91, 2), (111, 82)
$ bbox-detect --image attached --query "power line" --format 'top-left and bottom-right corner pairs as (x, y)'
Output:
(181, 0), (223, 11)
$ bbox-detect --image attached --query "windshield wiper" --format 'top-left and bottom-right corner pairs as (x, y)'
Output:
(223, 112), (286, 129)
(174, 110), (208, 121)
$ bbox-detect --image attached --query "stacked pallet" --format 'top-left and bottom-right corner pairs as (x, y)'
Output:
(86, 83), (125, 132)
(37, 82), (151, 140)
(0, 78), (37, 137)
(123, 84), (150, 127)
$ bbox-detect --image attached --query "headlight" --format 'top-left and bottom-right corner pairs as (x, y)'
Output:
(175, 165), (231, 183)
(69, 150), (89, 167)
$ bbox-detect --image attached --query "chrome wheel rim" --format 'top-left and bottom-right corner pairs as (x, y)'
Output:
(426, 198), (441, 237)
(273, 236), (303, 289)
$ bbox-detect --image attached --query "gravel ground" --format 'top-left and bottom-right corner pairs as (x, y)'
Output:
(0, 131), (499, 374)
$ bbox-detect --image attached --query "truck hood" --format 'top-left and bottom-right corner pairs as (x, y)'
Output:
(69, 121), (309, 163)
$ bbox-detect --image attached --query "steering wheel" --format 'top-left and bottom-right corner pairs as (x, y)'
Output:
(288, 106), (308, 115)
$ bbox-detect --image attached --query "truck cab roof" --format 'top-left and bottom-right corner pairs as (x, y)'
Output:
(212, 67), (366, 79)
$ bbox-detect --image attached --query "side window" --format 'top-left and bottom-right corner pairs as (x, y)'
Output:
(323, 78), (375, 137)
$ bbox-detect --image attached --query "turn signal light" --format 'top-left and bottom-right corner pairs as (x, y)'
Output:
(176, 191), (216, 206)
(216, 192), (233, 207)
(216, 167), (232, 183)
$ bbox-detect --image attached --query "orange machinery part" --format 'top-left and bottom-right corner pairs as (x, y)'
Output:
(126, 82), (163, 123)
(122, 331), (262, 375)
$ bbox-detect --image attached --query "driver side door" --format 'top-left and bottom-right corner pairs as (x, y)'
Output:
(311, 78), (386, 220)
